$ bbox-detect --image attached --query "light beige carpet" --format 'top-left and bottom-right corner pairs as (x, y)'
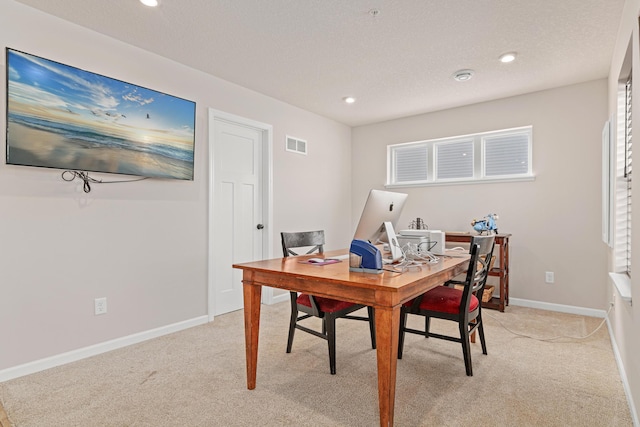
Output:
(0, 303), (632, 426)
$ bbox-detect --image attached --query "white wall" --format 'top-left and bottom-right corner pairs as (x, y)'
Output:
(3, 6), (635, 420)
(352, 79), (609, 310)
(608, 0), (640, 422)
(0, 1), (351, 372)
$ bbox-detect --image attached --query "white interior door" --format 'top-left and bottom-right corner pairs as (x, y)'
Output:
(209, 111), (272, 318)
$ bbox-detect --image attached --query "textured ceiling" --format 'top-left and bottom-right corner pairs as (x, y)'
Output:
(13, 0), (625, 126)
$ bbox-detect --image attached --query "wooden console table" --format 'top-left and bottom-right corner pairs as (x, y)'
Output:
(445, 232), (511, 312)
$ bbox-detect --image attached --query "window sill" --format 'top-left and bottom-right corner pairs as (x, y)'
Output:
(386, 175), (535, 189)
(609, 272), (633, 305)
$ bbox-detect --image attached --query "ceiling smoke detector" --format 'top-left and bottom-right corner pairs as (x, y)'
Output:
(140, 0), (158, 7)
(452, 69), (474, 82)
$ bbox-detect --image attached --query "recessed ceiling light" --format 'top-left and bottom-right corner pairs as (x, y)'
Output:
(343, 96), (356, 104)
(499, 52), (517, 63)
(140, 0), (158, 7)
(452, 69), (474, 82)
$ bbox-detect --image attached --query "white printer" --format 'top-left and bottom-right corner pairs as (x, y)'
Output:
(397, 229), (446, 255)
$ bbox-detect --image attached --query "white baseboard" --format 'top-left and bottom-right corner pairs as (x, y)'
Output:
(261, 286), (289, 305)
(269, 292), (289, 305)
(0, 315), (209, 383)
(509, 298), (607, 318)
(606, 317), (640, 427)
(610, 324), (640, 427)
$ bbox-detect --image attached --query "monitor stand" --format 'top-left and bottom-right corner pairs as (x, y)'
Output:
(383, 221), (402, 262)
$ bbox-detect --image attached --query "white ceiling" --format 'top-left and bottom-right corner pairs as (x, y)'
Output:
(13, 0), (625, 127)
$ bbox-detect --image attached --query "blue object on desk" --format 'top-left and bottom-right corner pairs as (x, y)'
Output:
(349, 239), (383, 274)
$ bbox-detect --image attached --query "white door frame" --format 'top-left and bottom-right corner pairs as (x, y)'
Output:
(208, 108), (274, 322)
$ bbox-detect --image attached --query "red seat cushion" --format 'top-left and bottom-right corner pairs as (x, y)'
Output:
(403, 286), (479, 315)
(297, 293), (356, 313)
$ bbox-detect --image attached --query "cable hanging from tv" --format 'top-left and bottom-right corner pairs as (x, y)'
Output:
(62, 171), (148, 193)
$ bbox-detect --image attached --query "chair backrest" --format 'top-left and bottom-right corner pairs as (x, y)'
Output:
(470, 235), (496, 294)
(281, 231), (325, 257)
(454, 235), (495, 317)
(451, 235), (495, 316)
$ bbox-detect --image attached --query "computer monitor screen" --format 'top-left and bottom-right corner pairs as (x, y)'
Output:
(353, 189), (408, 246)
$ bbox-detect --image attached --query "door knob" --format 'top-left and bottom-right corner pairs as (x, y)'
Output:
(256, 224), (264, 230)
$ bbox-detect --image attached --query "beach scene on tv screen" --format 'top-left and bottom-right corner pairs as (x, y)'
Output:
(6, 49), (196, 180)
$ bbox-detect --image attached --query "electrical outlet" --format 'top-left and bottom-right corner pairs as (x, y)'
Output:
(545, 271), (555, 284)
(95, 297), (107, 315)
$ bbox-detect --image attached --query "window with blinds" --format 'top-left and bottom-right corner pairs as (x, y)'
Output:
(387, 126), (532, 187)
(624, 75), (632, 275)
(614, 74), (633, 277)
(609, 41), (634, 303)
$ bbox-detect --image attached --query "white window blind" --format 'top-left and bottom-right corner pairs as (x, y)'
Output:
(394, 144), (428, 183)
(614, 74), (633, 277)
(435, 139), (473, 179)
(484, 133), (530, 177)
(624, 75), (632, 275)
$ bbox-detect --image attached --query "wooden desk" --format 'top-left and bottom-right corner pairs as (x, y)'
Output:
(233, 251), (469, 427)
(445, 232), (511, 312)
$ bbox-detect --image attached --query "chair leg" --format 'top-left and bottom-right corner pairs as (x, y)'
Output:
(460, 321), (473, 376)
(470, 317), (477, 343)
(367, 306), (377, 349)
(286, 301), (298, 354)
(326, 314), (337, 375)
(477, 313), (487, 355)
(398, 310), (408, 359)
(425, 316), (431, 338)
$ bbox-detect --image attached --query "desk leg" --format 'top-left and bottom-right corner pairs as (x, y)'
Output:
(375, 305), (400, 427)
(243, 280), (262, 390)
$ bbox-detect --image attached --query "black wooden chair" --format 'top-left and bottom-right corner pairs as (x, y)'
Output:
(398, 235), (495, 376)
(281, 230), (376, 375)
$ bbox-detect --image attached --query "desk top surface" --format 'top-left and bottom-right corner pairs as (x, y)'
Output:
(233, 249), (469, 293)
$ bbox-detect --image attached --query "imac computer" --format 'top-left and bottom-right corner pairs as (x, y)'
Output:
(353, 189), (408, 261)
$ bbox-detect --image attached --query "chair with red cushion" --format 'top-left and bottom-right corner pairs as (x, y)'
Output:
(281, 231), (376, 375)
(398, 235), (495, 376)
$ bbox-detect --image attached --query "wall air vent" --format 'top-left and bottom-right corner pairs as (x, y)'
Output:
(286, 135), (307, 155)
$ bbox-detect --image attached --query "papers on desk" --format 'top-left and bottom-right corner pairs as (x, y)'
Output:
(299, 258), (342, 266)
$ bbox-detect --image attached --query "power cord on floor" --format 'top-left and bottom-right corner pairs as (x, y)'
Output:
(485, 303), (614, 342)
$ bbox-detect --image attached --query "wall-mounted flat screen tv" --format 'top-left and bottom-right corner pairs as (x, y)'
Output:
(5, 48), (196, 180)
